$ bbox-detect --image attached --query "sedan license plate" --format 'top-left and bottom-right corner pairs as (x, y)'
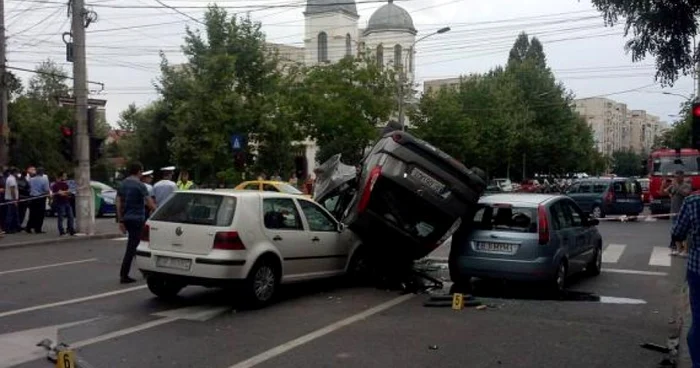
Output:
(476, 242), (518, 255)
(410, 168), (446, 194)
(156, 256), (192, 271)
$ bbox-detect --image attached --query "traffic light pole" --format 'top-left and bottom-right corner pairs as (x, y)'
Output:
(71, 0), (95, 235)
(0, 0), (9, 167)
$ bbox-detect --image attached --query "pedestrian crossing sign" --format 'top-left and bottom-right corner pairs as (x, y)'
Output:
(230, 134), (244, 152)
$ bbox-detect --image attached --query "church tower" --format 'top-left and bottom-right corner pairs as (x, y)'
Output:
(304, 0), (360, 65)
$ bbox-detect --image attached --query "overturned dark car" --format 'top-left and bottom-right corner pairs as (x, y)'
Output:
(313, 128), (487, 272)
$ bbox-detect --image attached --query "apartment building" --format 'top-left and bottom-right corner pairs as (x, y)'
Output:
(574, 97), (665, 156)
(423, 77), (462, 95)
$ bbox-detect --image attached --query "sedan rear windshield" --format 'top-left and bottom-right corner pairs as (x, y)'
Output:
(473, 205), (538, 233)
(151, 193), (236, 226)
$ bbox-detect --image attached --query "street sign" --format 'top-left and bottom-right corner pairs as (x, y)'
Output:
(230, 134), (245, 152)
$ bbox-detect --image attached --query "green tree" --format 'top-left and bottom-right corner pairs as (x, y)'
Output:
(591, 0), (699, 85)
(612, 150), (643, 177)
(157, 6), (285, 181)
(9, 60), (73, 174)
(292, 55), (396, 165)
(659, 100), (693, 149)
(117, 101), (174, 172)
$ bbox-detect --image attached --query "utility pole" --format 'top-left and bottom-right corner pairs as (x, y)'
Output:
(0, 0), (9, 167)
(72, 0), (95, 235)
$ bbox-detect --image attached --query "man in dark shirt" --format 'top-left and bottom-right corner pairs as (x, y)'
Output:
(51, 171), (75, 236)
(116, 161), (156, 284)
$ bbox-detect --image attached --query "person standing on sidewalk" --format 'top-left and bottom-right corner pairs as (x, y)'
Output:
(27, 167), (50, 233)
(3, 168), (19, 233)
(665, 171), (692, 256)
(51, 172), (75, 236)
(672, 195), (700, 368)
(115, 162), (156, 284)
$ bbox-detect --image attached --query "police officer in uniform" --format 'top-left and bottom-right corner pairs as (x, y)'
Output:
(153, 166), (177, 208)
(176, 169), (195, 190)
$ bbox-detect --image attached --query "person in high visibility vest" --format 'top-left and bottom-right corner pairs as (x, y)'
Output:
(177, 170), (196, 190)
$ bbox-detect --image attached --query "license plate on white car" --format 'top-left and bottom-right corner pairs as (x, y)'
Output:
(410, 168), (446, 194)
(156, 256), (192, 271)
(476, 242), (518, 255)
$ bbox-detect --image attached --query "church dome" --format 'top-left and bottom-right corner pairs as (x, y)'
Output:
(364, 0), (416, 35)
(305, 0), (358, 17)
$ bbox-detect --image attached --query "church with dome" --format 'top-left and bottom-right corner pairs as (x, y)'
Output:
(267, 0), (419, 177)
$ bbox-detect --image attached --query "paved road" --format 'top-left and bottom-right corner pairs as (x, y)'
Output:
(0, 218), (687, 368)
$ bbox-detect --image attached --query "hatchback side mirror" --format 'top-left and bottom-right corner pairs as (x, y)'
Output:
(337, 222), (345, 232)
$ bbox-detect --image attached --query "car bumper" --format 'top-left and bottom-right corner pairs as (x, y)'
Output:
(451, 255), (557, 282)
(135, 243), (248, 282)
(650, 199), (670, 214)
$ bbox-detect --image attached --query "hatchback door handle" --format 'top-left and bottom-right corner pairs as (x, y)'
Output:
(312, 236), (320, 242)
(273, 235), (282, 241)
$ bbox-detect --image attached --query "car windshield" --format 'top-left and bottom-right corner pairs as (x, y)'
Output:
(276, 183), (303, 195)
(651, 156), (700, 175)
(150, 192), (236, 226)
(472, 204), (538, 233)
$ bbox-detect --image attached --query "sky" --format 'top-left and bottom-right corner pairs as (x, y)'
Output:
(4, 0), (695, 127)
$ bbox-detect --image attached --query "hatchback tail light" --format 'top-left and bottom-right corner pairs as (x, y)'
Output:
(357, 165), (382, 213)
(538, 205), (549, 245)
(140, 224), (150, 242)
(213, 231), (246, 250)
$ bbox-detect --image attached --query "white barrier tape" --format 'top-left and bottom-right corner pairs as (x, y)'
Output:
(597, 212), (677, 222)
(0, 193), (61, 207)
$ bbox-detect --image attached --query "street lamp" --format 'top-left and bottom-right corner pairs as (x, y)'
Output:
(397, 26), (451, 130)
(662, 91), (693, 100)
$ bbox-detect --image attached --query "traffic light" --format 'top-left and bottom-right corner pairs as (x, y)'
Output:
(60, 125), (73, 162)
(90, 137), (105, 161)
(692, 102), (700, 149)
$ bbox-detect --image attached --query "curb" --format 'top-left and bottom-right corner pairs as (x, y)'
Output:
(676, 282), (692, 368)
(0, 232), (123, 250)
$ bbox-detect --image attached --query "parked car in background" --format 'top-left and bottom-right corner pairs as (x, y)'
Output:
(136, 190), (363, 307)
(46, 180), (117, 217)
(491, 178), (513, 192)
(449, 193), (602, 292)
(564, 177), (644, 218)
(314, 130), (487, 270)
(518, 179), (540, 193)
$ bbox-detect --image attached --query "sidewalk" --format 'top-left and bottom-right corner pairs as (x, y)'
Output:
(0, 217), (122, 250)
(677, 281), (692, 368)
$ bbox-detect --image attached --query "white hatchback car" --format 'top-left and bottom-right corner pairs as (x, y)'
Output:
(136, 190), (363, 307)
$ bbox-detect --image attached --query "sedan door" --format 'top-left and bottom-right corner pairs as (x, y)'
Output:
(297, 199), (349, 275)
(260, 197), (318, 280)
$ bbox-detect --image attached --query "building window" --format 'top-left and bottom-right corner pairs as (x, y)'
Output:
(346, 34), (352, 56)
(394, 44), (402, 68)
(358, 41), (366, 56)
(318, 32), (328, 63)
(408, 47), (414, 72)
(376, 44), (383, 69)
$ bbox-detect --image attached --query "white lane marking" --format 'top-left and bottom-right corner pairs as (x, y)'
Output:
(599, 296), (646, 304)
(153, 305), (230, 321)
(111, 237), (128, 241)
(72, 317), (177, 349)
(228, 294), (415, 368)
(603, 268), (668, 276)
(0, 285), (147, 319)
(0, 258), (98, 276)
(602, 244), (626, 263)
(649, 246), (672, 267)
(0, 318), (99, 368)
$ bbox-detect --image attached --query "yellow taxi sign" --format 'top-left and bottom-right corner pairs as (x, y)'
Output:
(452, 293), (464, 310)
(57, 350), (76, 368)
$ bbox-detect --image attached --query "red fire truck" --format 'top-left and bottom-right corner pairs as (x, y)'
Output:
(647, 147), (700, 215)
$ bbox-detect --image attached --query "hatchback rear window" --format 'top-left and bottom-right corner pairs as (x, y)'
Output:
(151, 193), (236, 226)
(473, 205), (538, 233)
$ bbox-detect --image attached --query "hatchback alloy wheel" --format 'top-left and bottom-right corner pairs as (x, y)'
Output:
(253, 265), (276, 302)
(555, 262), (567, 292)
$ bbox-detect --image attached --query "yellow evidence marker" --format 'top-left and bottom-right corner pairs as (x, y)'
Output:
(452, 293), (464, 310)
(57, 350), (76, 368)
